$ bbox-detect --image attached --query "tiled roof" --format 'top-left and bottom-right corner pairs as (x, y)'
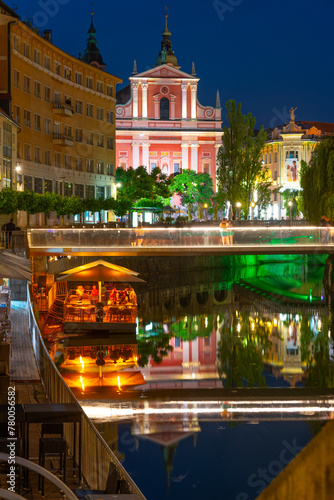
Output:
(0, 107), (21, 128)
(116, 85), (131, 105)
(297, 121), (334, 135)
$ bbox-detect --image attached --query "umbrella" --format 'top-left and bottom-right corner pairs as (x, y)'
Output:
(58, 260), (145, 302)
(59, 259), (140, 277)
(0, 251), (32, 280)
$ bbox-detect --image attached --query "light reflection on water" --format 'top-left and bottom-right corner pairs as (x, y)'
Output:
(52, 257), (334, 500)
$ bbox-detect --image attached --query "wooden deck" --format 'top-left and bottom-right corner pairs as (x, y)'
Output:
(7, 301), (81, 499)
(9, 301), (40, 382)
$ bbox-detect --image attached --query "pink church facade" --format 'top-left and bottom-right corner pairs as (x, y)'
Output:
(115, 17), (223, 188)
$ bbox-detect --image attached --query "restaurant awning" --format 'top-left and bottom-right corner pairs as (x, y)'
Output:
(57, 260), (145, 302)
(0, 251), (32, 280)
(59, 259), (140, 277)
(57, 266), (145, 283)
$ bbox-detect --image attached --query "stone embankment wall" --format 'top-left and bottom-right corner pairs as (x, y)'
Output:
(257, 420), (334, 500)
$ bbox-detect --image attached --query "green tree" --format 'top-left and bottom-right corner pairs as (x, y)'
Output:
(170, 170), (214, 220)
(137, 333), (174, 367)
(281, 189), (300, 218)
(0, 188), (18, 215)
(300, 138), (334, 223)
(216, 100), (270, 219)
(116, 166), (171, 206)
(217, 312), (271, 388)
(17, 191), (42, 227)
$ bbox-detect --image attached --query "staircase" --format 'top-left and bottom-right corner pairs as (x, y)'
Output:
(42, 282), (68, 335)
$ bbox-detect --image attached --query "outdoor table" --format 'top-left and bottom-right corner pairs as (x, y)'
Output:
(24, 403), (82, 481)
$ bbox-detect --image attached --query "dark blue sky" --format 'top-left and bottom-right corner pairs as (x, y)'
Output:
(12, 0), (333, 128)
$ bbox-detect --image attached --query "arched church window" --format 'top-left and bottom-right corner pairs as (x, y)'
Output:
(160, 97), (170, 120)
(162, 164), (168, 175)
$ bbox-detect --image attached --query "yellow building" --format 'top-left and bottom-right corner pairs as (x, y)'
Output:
(0, 2), (121, 223)
(0, 106), (20, 227)
(261, 108), (332, 219)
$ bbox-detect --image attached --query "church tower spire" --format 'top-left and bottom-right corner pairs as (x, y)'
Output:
(154, 8), (180, 69)
(81, 10), (106, 70)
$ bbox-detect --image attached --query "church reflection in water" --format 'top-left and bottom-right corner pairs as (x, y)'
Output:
(48, 258), (334, 488)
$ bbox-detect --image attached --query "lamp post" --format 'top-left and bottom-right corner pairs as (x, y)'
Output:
(250, 202), (255, 220)
(236, 202), (241, 220)
(288, 200), (292, 220)
(204, 203), (208, 221)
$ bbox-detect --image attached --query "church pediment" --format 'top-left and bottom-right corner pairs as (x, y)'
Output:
(131, 64), (198, 80)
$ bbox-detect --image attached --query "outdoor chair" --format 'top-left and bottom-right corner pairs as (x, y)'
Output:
(38, 437), (67, 496)
(41, 422), (63, 437)
(67, 306), (80, 321)
(122, 309), (132, 322)
(107, 307), (119, 322)
(72, 462), (121, 498)
(83, 306), (95, 322)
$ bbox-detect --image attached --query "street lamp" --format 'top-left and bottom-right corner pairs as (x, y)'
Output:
(288, 200), (292, 219)
(236, 202), (241, 219)
(250, 202), (255, 220)
(204, 203), (208, 221)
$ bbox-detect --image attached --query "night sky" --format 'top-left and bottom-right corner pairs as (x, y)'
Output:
(11, 0), (333, 128)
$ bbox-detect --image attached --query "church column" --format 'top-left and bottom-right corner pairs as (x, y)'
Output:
(191, 143), (199, 172)
(182, 143), (189, 171)
(214, 143), (221, 191)
(183, 341), (190, 365)
(192, 338), (199, 366)
(154, 96), (159, 119)
(142, 81), (148, 118)
(132, 142), (140, 168)
(132, 82), (139, 118)
(181, 83), (188, 119)
(170, 95), (176, 120)
(142, 143), (150, 171)
(190, 83), (197, 119)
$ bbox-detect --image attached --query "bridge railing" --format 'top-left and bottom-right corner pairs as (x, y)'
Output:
(27, 226), (331, 252)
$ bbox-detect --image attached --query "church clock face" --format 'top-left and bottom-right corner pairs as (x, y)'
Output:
(161, 86), (169, 95)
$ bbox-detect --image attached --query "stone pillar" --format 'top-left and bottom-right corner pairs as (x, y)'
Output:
(183, 341), (190, 364)
(142, 82), (148, 118)
(192, 338), (199, 365)
(170, 95), (176, 120)
(154, 96), (159, 119)
(142, 143), (150, 171)
(214, 143), (221, 190)
(191, 144), (199, 172)
(182, 143), (189, 171)
(132, 82), (139, 118)
(190, 83), (197, 119)
(181, 83), (188, 119)
(132, 143), (140, 168)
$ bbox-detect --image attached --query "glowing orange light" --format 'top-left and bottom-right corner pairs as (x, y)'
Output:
(80, 376), (85, 392)
(80, 356), (84, 372)
(117, 375), (122, 391)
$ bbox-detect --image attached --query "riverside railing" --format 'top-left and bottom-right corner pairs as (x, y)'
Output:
(27, 226), (333, 255)
(27, 286), (146, 498)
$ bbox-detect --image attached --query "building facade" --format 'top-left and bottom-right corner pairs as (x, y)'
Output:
(0, 2), (121, 222)
(116, 15), (222, 189)
(262, 109), (333, 219)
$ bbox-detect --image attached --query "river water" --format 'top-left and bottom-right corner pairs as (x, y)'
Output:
(55, 255), (333, 500)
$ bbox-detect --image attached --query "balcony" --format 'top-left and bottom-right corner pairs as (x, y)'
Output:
(52, 101), (74, 116)
(52, 133), (74, 146)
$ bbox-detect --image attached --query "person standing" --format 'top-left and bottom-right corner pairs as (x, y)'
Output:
(5, 218), (16, 249)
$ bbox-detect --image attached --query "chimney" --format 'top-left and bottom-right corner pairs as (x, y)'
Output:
(43, 30), (52, 43)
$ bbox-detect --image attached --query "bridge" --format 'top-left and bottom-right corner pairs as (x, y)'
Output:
(27, 226), (334, 256)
